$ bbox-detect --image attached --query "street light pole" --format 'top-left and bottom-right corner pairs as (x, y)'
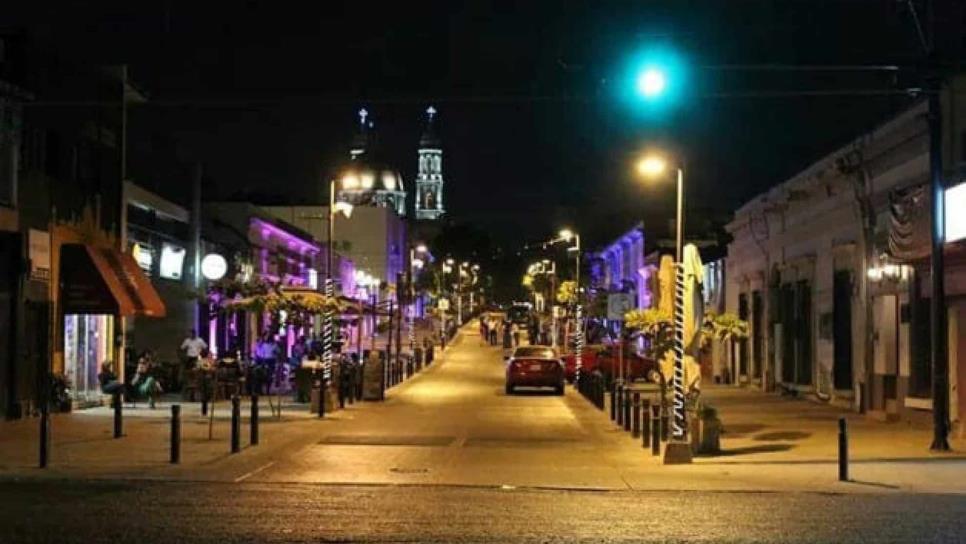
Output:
(665, 165), (693, 464)
(572, 234), (583, 386)
(928, 88), (950, 451)
(320, 179), (336, 418)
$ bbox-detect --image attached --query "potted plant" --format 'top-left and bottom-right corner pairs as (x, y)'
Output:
(692, 402), (721, 455)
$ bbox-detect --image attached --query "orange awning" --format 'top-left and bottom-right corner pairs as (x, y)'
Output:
(60, 244), (166, 317)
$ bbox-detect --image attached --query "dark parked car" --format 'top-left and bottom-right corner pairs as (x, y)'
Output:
(505, 345), (564, 395)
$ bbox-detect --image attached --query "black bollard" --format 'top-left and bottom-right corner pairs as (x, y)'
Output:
(616, 385), (624, 426)
(838, 417), (849, 482)
(660, 406), (669, 442)
(623, 393), (632, 432)
(317, 381), (325, 418)
(39, 402), (50, 469)
(231, 395), (241, 454)
(632, 392), (641, 438)
(170, 404), (181, 464)
(201, 393), (208, 417)
(610, 383), (617, 421)
(651, 405), (661, 456)
(642, 399), (651, 448)
(250, 395), (259, 446)
(112, 391), (123, 439)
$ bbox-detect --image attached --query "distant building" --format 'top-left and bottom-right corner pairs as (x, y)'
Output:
(338, 109), (407, 217)
(589, 224), (647, 310)
(415, 106), (445, 221)
(261, 205), (405, 296)
(203, 202), (354, 357)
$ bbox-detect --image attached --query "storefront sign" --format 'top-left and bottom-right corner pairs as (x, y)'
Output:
(947, 181), (966, 243)
(160, 243), (186, 280)
(201, 253), (228, 280)
(28, 229), (50, 282)
(131, 242), (154, 274)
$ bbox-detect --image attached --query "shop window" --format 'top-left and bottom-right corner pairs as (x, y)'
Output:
(64, 314), (115, 404)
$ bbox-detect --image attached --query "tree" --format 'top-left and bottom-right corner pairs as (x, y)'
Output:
(624, 308), (674, 361)
(556, 280), (577, 305)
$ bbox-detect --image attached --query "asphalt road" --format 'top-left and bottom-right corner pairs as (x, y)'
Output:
(231, 330), (647, 490)
(2, 479), (965, 543)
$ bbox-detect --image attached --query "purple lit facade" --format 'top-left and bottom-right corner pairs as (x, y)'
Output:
(589, 224), (649, 310)
(249, 217), (322, 286)
(202, 203), (357, 359)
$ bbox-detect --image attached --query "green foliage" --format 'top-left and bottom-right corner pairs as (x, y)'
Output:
(556, 281), (577, 304)
(700, 311), (749, 349)
(624, 308), (674, 360)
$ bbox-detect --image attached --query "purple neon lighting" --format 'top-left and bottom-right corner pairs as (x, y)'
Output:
(251, 218), (321, 253)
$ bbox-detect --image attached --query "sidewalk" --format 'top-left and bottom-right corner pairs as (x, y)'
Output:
(700, 385), (966, 462)
(593, 384), (966, 494)
(0, 332), (463, 482)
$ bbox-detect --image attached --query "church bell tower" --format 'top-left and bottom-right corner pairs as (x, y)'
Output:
(415, 106), (444, 221)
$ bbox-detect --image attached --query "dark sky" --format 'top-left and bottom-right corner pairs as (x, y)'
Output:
(7, 0), (953, 248)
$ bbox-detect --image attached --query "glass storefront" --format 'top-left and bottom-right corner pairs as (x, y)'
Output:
(64, 314), (114, 403)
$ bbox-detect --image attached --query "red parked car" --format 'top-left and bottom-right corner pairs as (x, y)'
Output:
(505, 346), (564, 395)
(561, 344), (656, 383)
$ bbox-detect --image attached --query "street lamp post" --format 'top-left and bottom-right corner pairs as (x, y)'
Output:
(558, 229), (582, 384)
(442, 259), (454, 344)
(637, 154), (692, 464)
(321, 178), (354, 418)
(409, 245), (427, 354)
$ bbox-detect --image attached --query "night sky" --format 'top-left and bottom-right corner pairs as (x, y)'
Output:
(6, 1), (947, 249)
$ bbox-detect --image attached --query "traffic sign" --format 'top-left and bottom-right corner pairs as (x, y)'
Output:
(607, 293), (635, 321)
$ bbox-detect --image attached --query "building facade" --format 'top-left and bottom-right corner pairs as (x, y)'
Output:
(725, 87), (966, 434)
(261, 205), (404, 295)
(415, 106), (445, 221)
(1, 39), (165, 414)
(590, 224), (648, 310)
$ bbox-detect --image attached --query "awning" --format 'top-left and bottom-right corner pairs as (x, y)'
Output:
(60, 244), (166, 317)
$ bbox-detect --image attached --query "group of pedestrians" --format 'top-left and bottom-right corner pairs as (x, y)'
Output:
(479, 315), (522, 349)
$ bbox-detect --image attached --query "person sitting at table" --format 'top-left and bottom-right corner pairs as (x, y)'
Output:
(98, 361), (124, 396)
(131, 356), (163, 409)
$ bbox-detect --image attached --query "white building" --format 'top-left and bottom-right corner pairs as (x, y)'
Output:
(725, 84), (966, 432)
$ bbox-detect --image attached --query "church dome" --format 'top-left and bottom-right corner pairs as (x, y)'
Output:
(341, 159), (405, 194)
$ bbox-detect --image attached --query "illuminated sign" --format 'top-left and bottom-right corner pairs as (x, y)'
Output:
(201, 253), (228, 281)
(947, 181), (966, 243)
(131, 243), (154, 274)
(160, 243), (186, 280)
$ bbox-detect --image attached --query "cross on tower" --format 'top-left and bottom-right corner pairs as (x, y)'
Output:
(426, 106), (437, 120)
(359, 108), (369, 125)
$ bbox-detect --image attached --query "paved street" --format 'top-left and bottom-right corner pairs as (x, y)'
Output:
(2, 480), (965, 543)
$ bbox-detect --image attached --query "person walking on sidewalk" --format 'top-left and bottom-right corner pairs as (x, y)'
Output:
(179, 329), (207, 391)
(254, 333), (278, 396)
(511, 322), (521, 347)
(479, 316), (489, 346)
